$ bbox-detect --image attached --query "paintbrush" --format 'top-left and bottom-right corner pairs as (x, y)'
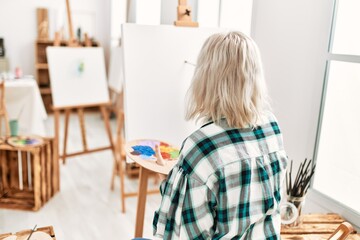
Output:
(26, 224), (37, 240)
(286, 158), (316, 197)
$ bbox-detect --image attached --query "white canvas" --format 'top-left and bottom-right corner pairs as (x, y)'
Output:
(108, 47), (124, 93)
(122, 24), (226, 147)
(47, 47), (109, 108)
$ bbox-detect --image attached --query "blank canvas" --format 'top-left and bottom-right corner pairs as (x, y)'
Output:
(122, 24), (226, 147)
(47, 47), (109, 108)
(108, 47), (124, 93)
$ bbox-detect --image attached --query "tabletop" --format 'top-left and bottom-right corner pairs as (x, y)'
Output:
(4, 79), (47, 136)
(281, 213), (360, 239)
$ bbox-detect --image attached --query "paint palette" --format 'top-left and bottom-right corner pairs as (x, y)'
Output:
(129, 140), (180, 161)
(7, 136), (44, 148)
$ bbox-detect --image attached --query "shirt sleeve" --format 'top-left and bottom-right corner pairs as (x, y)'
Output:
(153, 164), (217, 239)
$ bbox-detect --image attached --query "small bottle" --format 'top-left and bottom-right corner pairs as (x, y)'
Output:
(15, 67), (23, 79)
(0, 38), (5, 57)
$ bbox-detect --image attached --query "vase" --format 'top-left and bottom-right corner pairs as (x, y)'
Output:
(287, 195), (306, 227)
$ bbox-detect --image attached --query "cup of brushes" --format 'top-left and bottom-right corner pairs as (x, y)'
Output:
(283, 158), (316, 227)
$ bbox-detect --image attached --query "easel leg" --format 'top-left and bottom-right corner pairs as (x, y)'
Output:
(119, 156), (126, 213)
(4, 109), (10, 137)
(110, 109), (120, 191)
(100, 106), (115, 154)
(134, 167), (150, 238)
(54, 110), (60, 163)
(63, 109), (70, 164)
(78, 108), (88, 151)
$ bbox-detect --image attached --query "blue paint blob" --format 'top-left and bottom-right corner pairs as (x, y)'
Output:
(132, 145), (155, 157)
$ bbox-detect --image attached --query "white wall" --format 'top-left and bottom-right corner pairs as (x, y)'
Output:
(251, 0), (334, 212)
(0, 0), (110, 76)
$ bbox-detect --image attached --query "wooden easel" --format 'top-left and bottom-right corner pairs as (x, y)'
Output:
(174, 0), (199, 27)
(52, 0), (114, 164)
(54, 103), (115, 164)
(110, 110), (159, 213)
(0, 81), (10, 136)
(65, 0), (79, 47)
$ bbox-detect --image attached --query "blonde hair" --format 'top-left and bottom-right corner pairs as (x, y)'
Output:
(185, 31), (270, 128)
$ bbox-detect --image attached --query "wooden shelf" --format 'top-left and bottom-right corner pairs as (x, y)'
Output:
(40, 87), (51, 94)
(36, 39), (67, 45)
(36, 63), (48, 69)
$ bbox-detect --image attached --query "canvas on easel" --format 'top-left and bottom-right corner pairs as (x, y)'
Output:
(47, 47), (109, 108)
(114, 23), (226, 213)
(47, 47), (115, 164)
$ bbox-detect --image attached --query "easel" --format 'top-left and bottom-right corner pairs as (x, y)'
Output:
(65, 0), (79, 47)
(110, 110), (159, 213)
(54, 103), (115, 164)
(53, 0), (115, 164)
(0, 81), (10, 136)
(174, 0), (199, 27)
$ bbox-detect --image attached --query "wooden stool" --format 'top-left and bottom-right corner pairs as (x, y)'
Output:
(0, 137), (59, 211)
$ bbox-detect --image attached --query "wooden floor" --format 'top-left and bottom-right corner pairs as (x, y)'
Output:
(0, 112), (162, 240)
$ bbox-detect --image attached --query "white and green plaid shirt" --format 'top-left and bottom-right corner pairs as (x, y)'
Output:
(153, 113), (288, 240)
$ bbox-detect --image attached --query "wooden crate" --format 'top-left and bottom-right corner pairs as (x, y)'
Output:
(0, 137), (59, 211)
(281, 213), (360, 239)
(0, 226), (56, 240)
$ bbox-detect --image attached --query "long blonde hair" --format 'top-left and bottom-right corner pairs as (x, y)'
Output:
(185, 31), (270, 128)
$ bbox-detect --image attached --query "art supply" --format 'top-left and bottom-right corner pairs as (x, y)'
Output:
(286, 158), (316, 197)
(155, 144), (165, 166)
(184, 60), (196, 66)
(7, 136), (44, 148)
(26, 224), (37, 240)
(47, 47), (109, 108)
(15, 67), (23, 79)
(9, 119), (18, 136)
(0, 38), (5, 57)
(122, 24), (224, 148)
(129, 140), (179, 162)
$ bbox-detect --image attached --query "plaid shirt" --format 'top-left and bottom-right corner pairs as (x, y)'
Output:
(153, 113), (288, 240)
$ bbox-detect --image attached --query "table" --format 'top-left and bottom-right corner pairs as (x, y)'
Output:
(281, 213), (360, 239)
(125, 139), (179, 238)
(0, 226), (56, 240)
(5, 79), (47, 136)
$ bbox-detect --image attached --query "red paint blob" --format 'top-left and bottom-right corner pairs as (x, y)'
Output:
(160, 142), (169, 147)
(161, 152), (171, 159)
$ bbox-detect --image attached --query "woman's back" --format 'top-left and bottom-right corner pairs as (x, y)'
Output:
(153, 113), (288, 239)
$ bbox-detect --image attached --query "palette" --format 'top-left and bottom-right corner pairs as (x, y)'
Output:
(125, 139), (180, 175)
(129, 140), (179, 161)
(6, 136), (44, 148)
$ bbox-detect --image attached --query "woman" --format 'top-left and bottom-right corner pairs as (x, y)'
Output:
(153, 32), (288, 239)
